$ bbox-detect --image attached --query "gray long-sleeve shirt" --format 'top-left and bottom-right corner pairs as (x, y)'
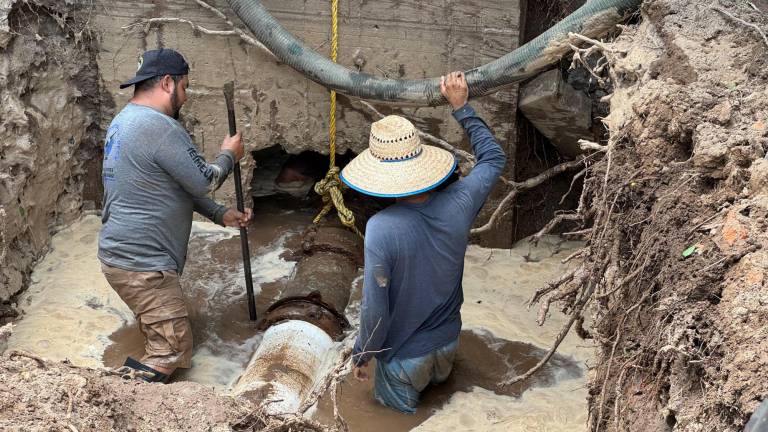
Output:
(98, 103), (234, 274)
(353, 104), (506, 365)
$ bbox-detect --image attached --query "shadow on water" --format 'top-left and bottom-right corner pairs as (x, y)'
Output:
(314, 329), (582, 431)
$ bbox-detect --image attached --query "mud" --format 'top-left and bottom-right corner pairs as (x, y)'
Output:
(549, 0), (768, 430)
(315, 237), (593, 431)
(315, 329), (582, 431)
(0, 0), (105, 304)
(2, 0), (765, 430)
(0, 352), (247, 431)
(7, 216), (132, 368)
(4, 199), (592, 430)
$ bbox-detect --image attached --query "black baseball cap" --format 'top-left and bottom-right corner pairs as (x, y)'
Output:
(119, 48), (190, 89)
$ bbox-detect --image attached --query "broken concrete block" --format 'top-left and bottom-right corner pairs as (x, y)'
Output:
(519, 69), (593, 158)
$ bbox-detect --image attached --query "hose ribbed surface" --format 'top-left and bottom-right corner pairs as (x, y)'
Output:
(227, 0), (640, 106)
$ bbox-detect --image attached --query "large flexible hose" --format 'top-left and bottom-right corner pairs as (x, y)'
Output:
(227, 0), (640, 106)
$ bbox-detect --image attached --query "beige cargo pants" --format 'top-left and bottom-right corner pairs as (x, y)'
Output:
(101, 263), (193, 369)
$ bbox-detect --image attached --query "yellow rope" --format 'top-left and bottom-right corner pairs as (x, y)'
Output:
(328, 0), (338, 169)
(313, 0), (363, 238)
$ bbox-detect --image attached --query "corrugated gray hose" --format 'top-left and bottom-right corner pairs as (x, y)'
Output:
(227, 0), (641, 106)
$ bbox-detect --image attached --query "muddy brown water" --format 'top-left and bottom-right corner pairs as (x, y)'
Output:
(315, 329), (581, 431)
(11, 200), (589, 430)
(102, 201), (583, 430)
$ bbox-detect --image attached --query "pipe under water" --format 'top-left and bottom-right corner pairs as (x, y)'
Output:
(226, 0), (641, 105)
(232, 224), (363, 413)
(222, 0), (644, 412)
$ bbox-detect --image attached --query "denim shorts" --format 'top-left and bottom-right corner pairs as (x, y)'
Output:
(373, 339), (458, 414)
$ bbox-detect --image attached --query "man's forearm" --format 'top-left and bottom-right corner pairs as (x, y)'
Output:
(208, 150), (236, 192)
(452, 104), (506, 169)
(155, 128), (236, 198)
(450, 104), (507, 217)
(353, 264), (392, 366)
(192, 197), (228, 226)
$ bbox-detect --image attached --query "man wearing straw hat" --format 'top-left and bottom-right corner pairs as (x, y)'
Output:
(343, 71), (506, 413)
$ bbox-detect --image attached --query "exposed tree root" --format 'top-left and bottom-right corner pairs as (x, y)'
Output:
(7, 349), (47, 368)
(472, 158), (586, 235)
(711, 6), (768, 48)
(519, 2), (768, 430)
(121, 0), (276, 59)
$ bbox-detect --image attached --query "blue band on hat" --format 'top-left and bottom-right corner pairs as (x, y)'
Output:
(340, 158), (458, 198)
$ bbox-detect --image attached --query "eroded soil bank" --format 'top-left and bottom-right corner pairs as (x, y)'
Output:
(0, 0), (105, 306)
(534, 0), (768, 430)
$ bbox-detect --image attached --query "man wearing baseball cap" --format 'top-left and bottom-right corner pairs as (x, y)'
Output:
(343, 71), (506, 413)
(98, 48), (251, 382)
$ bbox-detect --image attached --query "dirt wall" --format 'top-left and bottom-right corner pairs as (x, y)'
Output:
(93, 0), (521, 237)
(0, 0), (105, 303)
(536, 0), (768, 429)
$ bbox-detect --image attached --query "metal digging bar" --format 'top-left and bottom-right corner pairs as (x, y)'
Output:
(223, 81), (257, 321)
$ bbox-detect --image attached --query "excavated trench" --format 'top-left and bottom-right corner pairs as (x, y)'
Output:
(3, 0), (768, 430)
(0, 1), (599, 429)
(6, 148), (593, 429)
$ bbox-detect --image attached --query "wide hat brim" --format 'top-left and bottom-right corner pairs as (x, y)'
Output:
(341, 145), (457, 198)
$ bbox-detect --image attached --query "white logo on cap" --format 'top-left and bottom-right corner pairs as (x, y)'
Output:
(137, 55), (143, 72)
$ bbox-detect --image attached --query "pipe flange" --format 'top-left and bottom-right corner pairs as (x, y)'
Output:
(259, 294), (350, 340)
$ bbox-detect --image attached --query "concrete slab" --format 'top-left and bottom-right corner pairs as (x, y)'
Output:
(519, 69), (593, 158)
(93, 0), (521, 214)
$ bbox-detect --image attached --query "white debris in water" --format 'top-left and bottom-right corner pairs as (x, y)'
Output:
(183, 332), (265, 391)
(179, 227), (299, 389)
(190, 223), (239, 239)
(233, 233), (297, 297)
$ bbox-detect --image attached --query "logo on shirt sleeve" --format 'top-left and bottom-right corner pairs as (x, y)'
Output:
(103, 124), (121, 182)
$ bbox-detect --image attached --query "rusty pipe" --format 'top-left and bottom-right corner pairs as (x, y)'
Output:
(232, 224), (363, 413)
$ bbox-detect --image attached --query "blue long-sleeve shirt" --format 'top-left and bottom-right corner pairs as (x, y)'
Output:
(353, 104), (506, 366)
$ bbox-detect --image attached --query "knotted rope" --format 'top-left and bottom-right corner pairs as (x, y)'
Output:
(313, 0), (363, 238)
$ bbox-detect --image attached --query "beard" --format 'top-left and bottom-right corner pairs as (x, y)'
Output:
(170, 86), (182, 120)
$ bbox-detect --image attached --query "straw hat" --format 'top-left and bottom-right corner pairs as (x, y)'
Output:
(341, 115), (457, 198)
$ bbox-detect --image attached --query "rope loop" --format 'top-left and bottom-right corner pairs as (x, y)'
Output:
(313, 167), (363, 237)
(312, 0), (363, 239)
